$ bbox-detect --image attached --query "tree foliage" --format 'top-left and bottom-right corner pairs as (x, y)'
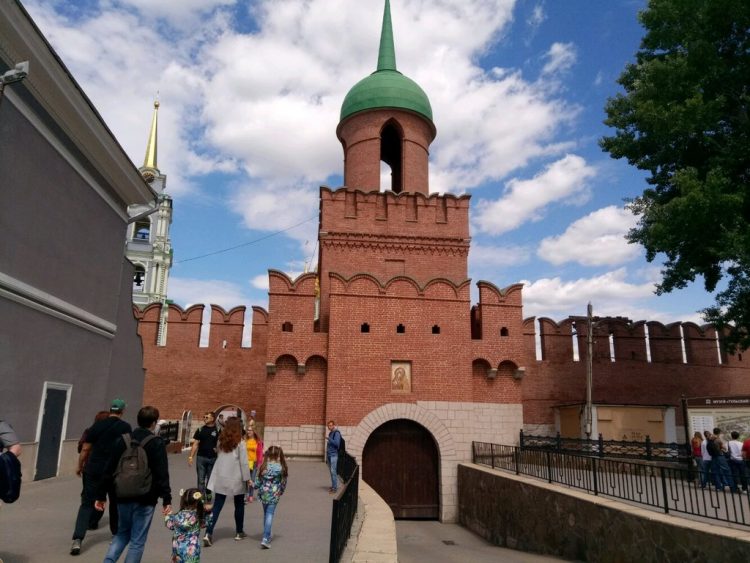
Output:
(601, 0), (750, 352)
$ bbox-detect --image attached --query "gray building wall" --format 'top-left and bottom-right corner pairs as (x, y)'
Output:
(1, 0), (154, 478)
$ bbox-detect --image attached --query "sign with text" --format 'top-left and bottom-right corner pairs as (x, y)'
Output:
(686, 397), (750, 408)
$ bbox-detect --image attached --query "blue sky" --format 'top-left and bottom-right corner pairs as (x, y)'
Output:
(24, 0), (716, 327)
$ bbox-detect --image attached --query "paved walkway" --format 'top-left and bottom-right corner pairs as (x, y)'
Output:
(396, 521), (573, 563)
(0, 452), (332, 562)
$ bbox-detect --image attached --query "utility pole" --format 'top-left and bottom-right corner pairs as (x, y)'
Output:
(585, 302), (594, 439)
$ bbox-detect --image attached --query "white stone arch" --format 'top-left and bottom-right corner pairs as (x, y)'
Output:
(348, 403), (456, 462)
(347, 402), (459, 522)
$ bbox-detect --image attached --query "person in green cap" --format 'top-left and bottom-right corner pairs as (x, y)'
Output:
(69, 399), (131, 556)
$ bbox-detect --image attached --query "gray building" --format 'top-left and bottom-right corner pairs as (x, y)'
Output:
(0, 1), (155, 479)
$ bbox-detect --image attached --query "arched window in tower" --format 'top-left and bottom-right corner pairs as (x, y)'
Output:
(380, 120), (403, 193)
(133, 220), (150, 241)
(133, 265), (146, 292)
(396, 323), (405, 334)
(281, 322), (294, 333)
(500, 327), (509, 337)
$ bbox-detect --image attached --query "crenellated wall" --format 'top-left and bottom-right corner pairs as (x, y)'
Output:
(317, 185), (471, 332)
(136, 304), (268, 421)
(522, 316), (750, 433)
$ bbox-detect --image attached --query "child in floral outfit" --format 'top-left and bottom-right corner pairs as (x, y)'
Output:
(165, 488), (213, 562)
(254, 446), (288, 549)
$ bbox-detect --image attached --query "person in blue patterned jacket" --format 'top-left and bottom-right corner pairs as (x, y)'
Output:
(254, 446), (288, 549)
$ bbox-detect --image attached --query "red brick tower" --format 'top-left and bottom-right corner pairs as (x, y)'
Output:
(263, 0), (526, 522)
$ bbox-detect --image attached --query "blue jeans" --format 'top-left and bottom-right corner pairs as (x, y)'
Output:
(327, 454), (338, 490)
(696, 458), (710, 487)
(711, 456), (736, 491)
(103, 503), (155, 563)
(262, 502), (277, 542)
(729, 459), (748, 490)
(206, 493), (244, 536)
(195, 456), (216, 495)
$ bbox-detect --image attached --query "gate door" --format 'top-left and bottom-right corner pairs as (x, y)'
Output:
(362, 419), (439, 519)
(35, 386), (68, 480)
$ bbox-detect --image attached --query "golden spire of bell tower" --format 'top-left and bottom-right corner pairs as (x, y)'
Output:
(143, 98), (159, 170)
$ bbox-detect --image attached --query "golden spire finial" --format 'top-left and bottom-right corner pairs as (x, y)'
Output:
(143, 96), (159, 169)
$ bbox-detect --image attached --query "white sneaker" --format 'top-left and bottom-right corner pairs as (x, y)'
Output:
(260, 539), (271, 549)
(203, 534), (212, 547)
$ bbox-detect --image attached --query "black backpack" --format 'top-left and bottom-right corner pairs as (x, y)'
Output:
(0, 451), (22, 503)
(113, 434), (156, 498)
(336, 431), (346, 455)
(706, 438), (720, 458)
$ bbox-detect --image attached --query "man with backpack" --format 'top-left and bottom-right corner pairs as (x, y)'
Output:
(70, 399), (131, 555)
(0, 419), (22, 506)
(94, 405), (172, 563)
(326, 420), (344, 494)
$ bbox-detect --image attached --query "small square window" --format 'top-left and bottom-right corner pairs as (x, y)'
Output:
(396, 324), (405, 334)
(361, 323), (370, 333)
(432, 325), (440, 334)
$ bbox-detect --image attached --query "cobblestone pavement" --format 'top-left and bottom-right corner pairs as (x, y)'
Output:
(0, 452), (332, 563)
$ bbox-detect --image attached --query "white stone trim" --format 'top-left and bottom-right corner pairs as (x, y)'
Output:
(0, 271), (116, 338)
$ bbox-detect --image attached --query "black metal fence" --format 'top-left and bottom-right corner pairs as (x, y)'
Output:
(520, 430), (690, 464)
(473, 442), (750, 527)
(329, 451), (359, 563)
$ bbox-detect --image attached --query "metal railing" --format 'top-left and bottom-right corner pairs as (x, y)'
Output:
(329, 451), (359, 563)
(473, 442), (750, 527)
(520, 430), (690, 464)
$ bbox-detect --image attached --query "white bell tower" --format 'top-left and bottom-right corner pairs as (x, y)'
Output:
(125, 100), (173, 344)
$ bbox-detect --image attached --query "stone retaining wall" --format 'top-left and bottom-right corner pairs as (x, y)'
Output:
(458, 463), (750, 563)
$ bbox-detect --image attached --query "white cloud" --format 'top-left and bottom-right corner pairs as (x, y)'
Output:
(527, 4), (546, 31)
(27, 0), (580, 245)
(469, 243), (532, 270)
(537, 206), (640, 266)
(473, 154), (596, 235)
(250, 275), (269, 291)
(542, 42), (577, 75)
(521, 268), (657, 320)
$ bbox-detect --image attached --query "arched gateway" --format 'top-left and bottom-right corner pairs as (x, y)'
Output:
(363, 419), (439, 519)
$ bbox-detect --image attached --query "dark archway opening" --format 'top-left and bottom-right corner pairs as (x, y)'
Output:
(362, 418), (439, 519)
(380, 121), (403, 193)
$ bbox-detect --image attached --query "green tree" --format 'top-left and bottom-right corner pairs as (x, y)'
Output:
(601, 0), (750, 352)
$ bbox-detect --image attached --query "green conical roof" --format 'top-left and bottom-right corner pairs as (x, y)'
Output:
(340, 0), (432, 123)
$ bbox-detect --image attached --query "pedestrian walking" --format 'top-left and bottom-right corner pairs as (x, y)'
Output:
(700, 430), (713, 488)
(326, 420), (342, 493)
(70, 399), (131, 555)
(0, 418), (22, 506)
(709, 427), (736, 492)
(164, 488), (213, 563)
(245, 429), (263, 503)
(94, 405), (172, 563)
(690, 431), (704, 484)
(728, 431), (748, 492)
(254, 445), (288, 549)
(203, 417), (251, 547)
(188, 412), (219, 499)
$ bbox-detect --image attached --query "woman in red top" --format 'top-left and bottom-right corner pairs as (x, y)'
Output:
(691, 431), (705, 482)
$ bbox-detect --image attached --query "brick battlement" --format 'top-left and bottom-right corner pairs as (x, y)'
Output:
(134, 303), (268, 349)
(529, 315), (743, 367)
(319, 186), (471, 238)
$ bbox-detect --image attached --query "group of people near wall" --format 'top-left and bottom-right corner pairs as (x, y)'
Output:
(67, 400), (346, 562)
(691, 427), (750, 492)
